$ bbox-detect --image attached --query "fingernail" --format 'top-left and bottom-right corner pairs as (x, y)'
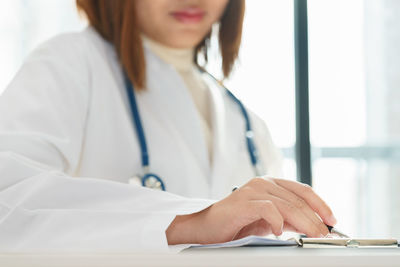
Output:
(329, 215), (337, 225)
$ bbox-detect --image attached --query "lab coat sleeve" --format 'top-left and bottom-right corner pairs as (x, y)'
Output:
(0, 172), (214, 252)
(0, 35), (214, 252)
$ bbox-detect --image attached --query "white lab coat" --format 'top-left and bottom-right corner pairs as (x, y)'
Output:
(0, 27), (283, 252)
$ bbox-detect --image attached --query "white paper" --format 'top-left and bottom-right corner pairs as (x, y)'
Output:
(189, 235), (299, 249)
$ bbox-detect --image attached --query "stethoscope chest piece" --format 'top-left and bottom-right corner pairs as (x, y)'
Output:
(129, 173), (166, 191)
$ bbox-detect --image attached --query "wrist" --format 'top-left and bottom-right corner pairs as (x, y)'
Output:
(166, 209), (206, 245)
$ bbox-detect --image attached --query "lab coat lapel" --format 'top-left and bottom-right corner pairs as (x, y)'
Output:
(144, 50), (211, 181)
(204, 75), (236, 199)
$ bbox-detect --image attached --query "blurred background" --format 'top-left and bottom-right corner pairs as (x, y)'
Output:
(1, 0), (399, 239)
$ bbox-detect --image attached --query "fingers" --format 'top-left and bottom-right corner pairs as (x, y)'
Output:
(240, 189), (323, 237)
(273, 178), (336, 226)
(283, 222), (298, 233)
(233, 219), (272, 240)
(264, 194), (326, 237)
(260, 181), (329, 236)
(247, 200), (284, 236)
(241, 178), (332, 237)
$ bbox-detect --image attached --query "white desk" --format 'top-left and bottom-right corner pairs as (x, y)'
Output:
(1, 247), (400, 267)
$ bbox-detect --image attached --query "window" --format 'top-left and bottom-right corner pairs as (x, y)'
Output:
(225, 0), (297, 180)
(308, 0), (400, 237)
(0, 0), (85, 95)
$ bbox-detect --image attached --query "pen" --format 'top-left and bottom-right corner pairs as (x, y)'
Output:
(325, 225), (350, 238)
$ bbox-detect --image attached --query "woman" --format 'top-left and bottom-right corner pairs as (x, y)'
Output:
(0, 0), (336, 251)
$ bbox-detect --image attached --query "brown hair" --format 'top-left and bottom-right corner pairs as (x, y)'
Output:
(76, 0), (245, 89)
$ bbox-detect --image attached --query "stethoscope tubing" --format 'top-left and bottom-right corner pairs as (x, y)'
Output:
(125, 68), (262, 191)
(126, 80), (150, 168)
(201, 70), (260, 170)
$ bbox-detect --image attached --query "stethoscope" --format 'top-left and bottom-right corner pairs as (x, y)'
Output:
(126, 68), (264, 191)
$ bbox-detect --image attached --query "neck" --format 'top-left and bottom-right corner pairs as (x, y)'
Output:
(141, 35), (195, 72)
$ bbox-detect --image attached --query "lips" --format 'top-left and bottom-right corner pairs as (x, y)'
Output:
(170, 7), (205, 23)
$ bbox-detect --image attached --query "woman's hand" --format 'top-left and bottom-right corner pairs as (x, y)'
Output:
(166, 177), (337, 245)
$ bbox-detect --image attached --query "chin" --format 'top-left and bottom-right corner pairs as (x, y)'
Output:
(167, 34), (206, 49)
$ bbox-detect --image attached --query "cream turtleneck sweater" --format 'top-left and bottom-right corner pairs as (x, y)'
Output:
(142, 36), (213, 163)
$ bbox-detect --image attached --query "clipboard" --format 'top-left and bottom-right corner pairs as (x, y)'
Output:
(299, 238), (399, 248)
(189, 235), (400, 249)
